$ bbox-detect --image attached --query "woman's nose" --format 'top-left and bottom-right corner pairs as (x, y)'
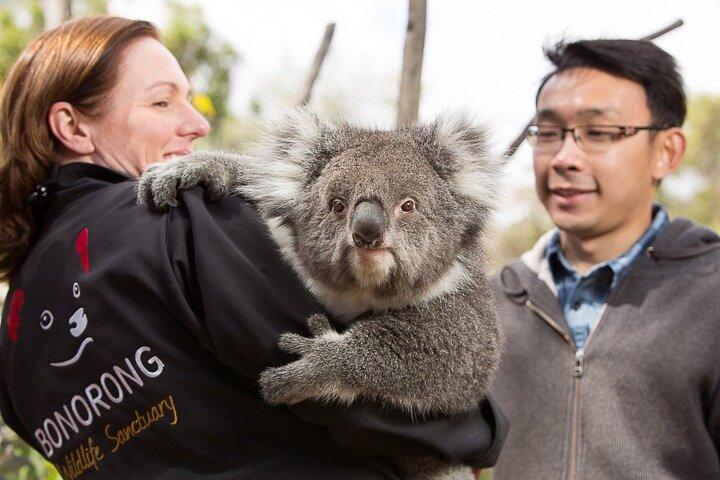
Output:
(180, 102), (211, 139)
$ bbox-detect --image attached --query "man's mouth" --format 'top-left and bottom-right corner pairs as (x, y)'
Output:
(551, 188), (595, 197)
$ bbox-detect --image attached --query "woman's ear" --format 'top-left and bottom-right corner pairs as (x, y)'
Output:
(652, 127), (686, 182)
(48, 102), (95, 156)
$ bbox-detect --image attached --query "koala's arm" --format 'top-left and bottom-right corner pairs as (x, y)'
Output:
(136, 151), (245, 211)
(260, 295), (501, 415)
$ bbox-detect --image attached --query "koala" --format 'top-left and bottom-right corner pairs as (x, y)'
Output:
(137, 109), (504, 480)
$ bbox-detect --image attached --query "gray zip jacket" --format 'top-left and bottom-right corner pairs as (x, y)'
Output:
(490, 218), (720, 480)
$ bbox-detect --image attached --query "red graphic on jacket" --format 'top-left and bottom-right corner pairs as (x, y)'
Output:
(8, 227), (94, 367)
(6, 289), (24, 342)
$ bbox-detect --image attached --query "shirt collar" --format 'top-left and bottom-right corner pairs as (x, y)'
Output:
(546, 204), (669, 283)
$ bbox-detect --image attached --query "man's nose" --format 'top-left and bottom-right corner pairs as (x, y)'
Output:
(550, 130), (584, 170)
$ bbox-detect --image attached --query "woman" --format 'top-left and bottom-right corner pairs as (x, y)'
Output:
(0, 17), (506, 479)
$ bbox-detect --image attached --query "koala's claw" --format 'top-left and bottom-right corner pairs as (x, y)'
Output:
(278, 332), (314, 355)
(307, 314), (334, 336)
(136, 163), (183, 211)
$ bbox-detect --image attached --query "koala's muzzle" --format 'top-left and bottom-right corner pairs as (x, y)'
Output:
(351, 200), (385, 249)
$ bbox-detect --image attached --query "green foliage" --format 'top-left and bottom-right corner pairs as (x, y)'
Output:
(659, 94), (720, 231)
(72, 0), (107, 17)
(490, 189), (552, 269)
(0, 0), (42, 85)
(0, 423), (60, 480)
(163, 0), (241, 148)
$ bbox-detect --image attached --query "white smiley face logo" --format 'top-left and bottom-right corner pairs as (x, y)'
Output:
(43, 281), (94, 368)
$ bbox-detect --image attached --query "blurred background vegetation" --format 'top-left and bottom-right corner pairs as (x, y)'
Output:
(0, 0), (718, 478)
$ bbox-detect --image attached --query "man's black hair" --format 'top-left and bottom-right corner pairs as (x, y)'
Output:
(537, 39), (686, 127)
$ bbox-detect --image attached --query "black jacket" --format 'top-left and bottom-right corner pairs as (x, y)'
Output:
(0, 163), (507, 479)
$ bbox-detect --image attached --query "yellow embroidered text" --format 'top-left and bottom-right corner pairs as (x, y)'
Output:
(104, 394), (177, 453)
(55, 436), (104, 479)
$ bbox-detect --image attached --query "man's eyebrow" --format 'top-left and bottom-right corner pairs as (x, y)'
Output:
(535, 107), (620, 122)
(577, 107), (619, 119)
(535, 109), (562, 122)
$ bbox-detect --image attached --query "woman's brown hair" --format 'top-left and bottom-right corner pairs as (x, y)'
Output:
(0, 16), (159, 281)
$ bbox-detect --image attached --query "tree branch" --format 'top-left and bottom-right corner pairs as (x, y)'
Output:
(298, 23), (335, 106)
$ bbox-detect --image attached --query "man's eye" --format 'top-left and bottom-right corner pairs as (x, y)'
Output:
(153, 101), (169, 108)
(585, 129), (619, 142)
(536, 130), (560, 141)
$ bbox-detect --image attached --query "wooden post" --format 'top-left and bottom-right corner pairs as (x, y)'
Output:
(298, 23), (336, 106)
(42, 0), (73, 30)
(397, 0), (427, 126)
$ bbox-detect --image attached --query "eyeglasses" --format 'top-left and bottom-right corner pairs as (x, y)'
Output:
(525, 124), (669, 154)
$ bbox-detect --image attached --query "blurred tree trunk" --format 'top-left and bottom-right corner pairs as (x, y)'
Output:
(41, 0), (72, 29)
(397, 0), (426, 126)
(298, 23), (335, 106)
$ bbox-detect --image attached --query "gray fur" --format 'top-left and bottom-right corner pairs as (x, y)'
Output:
(137, 108), (504, 480)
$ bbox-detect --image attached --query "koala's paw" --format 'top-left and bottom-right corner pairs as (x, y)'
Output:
(136, 151), (244, 211)
(261, 314), (341, 406)
(136, 160), (182, 211)
(259, 361), (315, 406)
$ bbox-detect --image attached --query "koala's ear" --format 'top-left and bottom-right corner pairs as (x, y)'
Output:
(426, 111), (504, 210)
(242, 107), (343, 218)
(265, 107), (342, 163)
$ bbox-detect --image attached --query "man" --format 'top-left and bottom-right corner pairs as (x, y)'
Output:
(490, 39), (720, 479)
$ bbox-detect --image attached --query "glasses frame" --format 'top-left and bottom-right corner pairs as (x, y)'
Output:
(525, 124), (670, 154)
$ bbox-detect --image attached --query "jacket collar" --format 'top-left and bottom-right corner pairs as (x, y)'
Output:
(30, 163), (130, 219)
(500, 217), (720, 303)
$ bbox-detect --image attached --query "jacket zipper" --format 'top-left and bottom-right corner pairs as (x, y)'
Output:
(568, 352), (583, 480)
(525, 299), (584, 480)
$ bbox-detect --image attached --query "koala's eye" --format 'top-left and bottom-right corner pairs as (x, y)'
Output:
(400, 199), (416, 213)
(40, 310), (54, 330)
(330, 199), (346, 214)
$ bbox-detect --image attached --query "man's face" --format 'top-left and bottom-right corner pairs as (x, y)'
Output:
(533, 67), (667, 242)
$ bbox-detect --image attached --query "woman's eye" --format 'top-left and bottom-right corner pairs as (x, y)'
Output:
(400, 199), (415, 213)
(153, 101), (169, 108)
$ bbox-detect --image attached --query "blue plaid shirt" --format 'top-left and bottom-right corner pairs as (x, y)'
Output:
(545, 204), (669, 351)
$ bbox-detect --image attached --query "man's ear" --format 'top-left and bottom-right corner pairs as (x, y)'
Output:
(652, 127), (686, 182)
(48, 102), (95, 156)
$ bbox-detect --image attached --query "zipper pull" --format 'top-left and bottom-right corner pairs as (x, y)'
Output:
(572, 351), (585, 377)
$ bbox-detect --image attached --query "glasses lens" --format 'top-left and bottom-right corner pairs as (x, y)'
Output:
(527, 125), (562, 150)
(576, 126), (623, 151)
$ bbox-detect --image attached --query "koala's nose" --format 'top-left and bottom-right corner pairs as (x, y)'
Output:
(351, 200), (385, 249)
